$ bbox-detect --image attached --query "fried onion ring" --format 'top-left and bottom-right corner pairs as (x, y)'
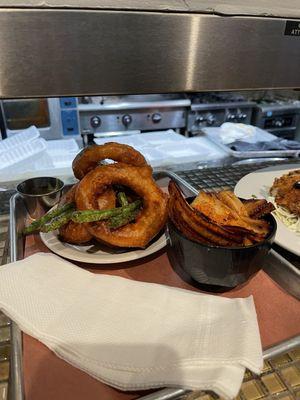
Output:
(58, 184), (116, 244)
(59, 220), (93, 244)
(72, 142), (148, 180)
(75, 163), (168, 248)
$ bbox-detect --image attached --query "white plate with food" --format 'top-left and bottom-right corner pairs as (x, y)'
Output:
(40, 230), (167, 264)
(234, 163), (300, 256)
(23, 142), (169, 263)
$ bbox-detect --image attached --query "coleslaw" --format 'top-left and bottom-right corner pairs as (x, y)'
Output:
(267, 195), (300, 234)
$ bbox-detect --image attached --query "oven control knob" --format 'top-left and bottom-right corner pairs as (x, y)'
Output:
(122, 114), (132, 127)
(195, 116), (206, 124)
(274, 119), (283, 127)
(152, 113), (162, 123)
(237, 113), (247, 120)
(206, 114), (216, 126)
(227, 113), (237, 121)
(90, 116), (101, 128)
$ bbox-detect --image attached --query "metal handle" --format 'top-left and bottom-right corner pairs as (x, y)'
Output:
(138, 388), (189, 400)
(263, 248), (300, 300)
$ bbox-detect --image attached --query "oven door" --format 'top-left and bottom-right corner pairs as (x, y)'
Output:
(1, 98), (64, 140)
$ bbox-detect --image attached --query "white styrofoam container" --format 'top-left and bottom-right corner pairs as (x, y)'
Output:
(139, 130), (186, 146)
(94, 130), (186, 149)
(186, 136), (228, 159)
(94, 135), (146, 147)
(49, 151), (80, 168)
(0, 126), (40, 153)
(93, 131), (223, 167)
(157, 137), (227, 164)
(46, 138), (79, 154)
(134, 146), (170, 167)
(0, 138), (48, 172)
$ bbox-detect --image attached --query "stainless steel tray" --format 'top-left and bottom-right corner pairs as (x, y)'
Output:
(202, 128), (300, 159)
(9, 188), (300, 400)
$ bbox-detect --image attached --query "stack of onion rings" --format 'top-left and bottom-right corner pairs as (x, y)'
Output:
(72, 142), (148, 180)
(59, 142), (168, 248)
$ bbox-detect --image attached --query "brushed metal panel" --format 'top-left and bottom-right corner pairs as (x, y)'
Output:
(79, 108), (187, 132)
(0, 9), (300, 98)
(1, 1), (300, 19)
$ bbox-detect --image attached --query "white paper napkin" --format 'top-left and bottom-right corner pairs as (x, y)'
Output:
(0, 253), (263, 398)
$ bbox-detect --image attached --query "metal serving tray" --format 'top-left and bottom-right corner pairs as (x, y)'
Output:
(202, 127), (300, 159)
(9, 183), (300, 400)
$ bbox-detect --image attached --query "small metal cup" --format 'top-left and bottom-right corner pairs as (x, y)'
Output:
(16, 177), (64, 219)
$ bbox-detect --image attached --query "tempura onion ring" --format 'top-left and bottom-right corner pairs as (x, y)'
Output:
(75, 163), (168, 247)
(73, 142), (148, 180)
(59, 184), (116, 244)
(59, 220), (93, 244)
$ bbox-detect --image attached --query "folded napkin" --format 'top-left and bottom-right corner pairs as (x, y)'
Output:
(0, 253), (263, 398)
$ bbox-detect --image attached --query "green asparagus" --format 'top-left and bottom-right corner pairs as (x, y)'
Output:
(24, 199), (143, 235)
(23, 202), (75, 234)
(71, 200), (142, 223)
(117, 192), (128, 207)
(40, 210), (74, 233)
(109, 208), (140, 229)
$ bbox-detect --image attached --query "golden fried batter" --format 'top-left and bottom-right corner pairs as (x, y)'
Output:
(59, 221), (93, 244)
(58, 184), (116, 244)
(270, 169), (300, 216)
(75, 163), (168, 248)
(72, 142), (148, 180)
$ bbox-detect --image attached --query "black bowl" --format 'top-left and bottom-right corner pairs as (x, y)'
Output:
(167, 213), (277, 291)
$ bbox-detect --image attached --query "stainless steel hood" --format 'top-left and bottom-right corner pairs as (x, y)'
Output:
(0, 5), (300, 97)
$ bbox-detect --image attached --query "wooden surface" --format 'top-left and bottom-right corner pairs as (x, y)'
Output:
(22, 233), (300, 400)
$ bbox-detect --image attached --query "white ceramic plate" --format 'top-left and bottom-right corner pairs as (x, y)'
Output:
(40, 230), (167, 264)
(234, 163), (300, 256)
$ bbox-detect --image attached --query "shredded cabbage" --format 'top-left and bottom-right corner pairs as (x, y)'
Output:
(267, 195), (300, 234)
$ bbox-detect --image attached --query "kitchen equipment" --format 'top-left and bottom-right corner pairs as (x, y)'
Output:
(168, 213), (276, 290)
(252, 99), (300, 140)
(78, 94), (190, 138)
(16, 177), (64, 219)
(1, 7), (300, 97)
(1, 98), (80, 140)
(187, 92), (256, 134)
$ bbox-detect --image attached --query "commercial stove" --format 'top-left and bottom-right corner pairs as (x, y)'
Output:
(187, 92), (256, 135)
(251, 98), (300, 140)
(78, 94), (190, 142)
